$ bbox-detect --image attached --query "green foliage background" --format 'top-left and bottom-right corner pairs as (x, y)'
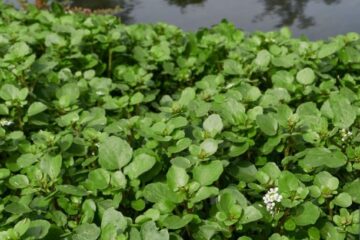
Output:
(0, 1), (359, 239)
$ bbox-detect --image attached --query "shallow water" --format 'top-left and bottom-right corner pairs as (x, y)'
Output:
(5, 0), (360, 39)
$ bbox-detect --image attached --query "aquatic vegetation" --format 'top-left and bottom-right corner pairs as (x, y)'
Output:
(0, 2), (359, 239)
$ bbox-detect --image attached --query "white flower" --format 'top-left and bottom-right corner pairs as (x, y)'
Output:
(0, 119), (14, 127)
(263, 187), (282, 215)
(340, 129), (352, 142)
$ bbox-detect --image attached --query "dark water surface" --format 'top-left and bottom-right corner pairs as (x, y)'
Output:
(5, 0), (360, 39)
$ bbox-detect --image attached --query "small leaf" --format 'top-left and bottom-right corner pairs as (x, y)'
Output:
(318, 42), (339, 59)
(101, 208), (127, 233)
(333, 192), (352, 207)
(162, 215), (193, 230)
(256, 114), (278, 136)
(254, 50), (271, 67)
(292, 202), (320, 226)
(300, 148), (347, 170)
(223, 59), (243, 75)
(9, 174), (29, 189)
(124, 153), (156, 179)
(141, 221), (169, 240)
(56, 185), (88, 196)
(24, 220), (51, 239)
(200, 139), (218, 156)
(5, 202), (32, 214)
(0, 168), (11, 179)
(296, 68), (315, 85)
(143, 183), (179, 203)
(27, 102), (47, 117)
(239, 206), (263, 224)
(40, 154), (62, 180)
(72, 223), (100, 240)
(166, 166), (189, 190)
(343, 178), (360, 204)
(203, 114), (223, 137)
(98, 136), (133, 170)
(88, 168), (110, 190)
(193, 160), (223, 186)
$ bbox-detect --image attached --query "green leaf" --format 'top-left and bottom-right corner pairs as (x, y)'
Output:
(254, 50), (271, 67)
(9, 174), (29, 189)
(5, 202), (32, 214)
(143, 183), (179, 203)
(162, 215), (193, 230)
(278, 171), (300, 194)
(140, 221), (169, 240)
(318, 42), (339, 59)
(130, 92), (144, 105)
(17, 153), (38, 168)
(14, 218), (31, 236)
(166, 166), (189, 190)
(72, 223), (100, 240)
(171, 157), (191, 169)
(333, 192), (352, 207)
(320, 222), (346, 240)
(168, 138), (191, 154)
(40, 154), (62, 180)
(296, 68), (315, 85)
(0, 104), (9, 115)
(203, 114), (223, 137)
(343, 179), (360, 204)
(124, 153), (156, 179)
(0, 84), (22, 101)
(329, 93), (356, 128)
(256, 114), (278, 136)
(223, 59), (242, 75)
(0, 168), (11, 179)
(27, 102), (48, 117)
(271, 54), (296, 68)
(88, 168), (110, 190)
(110, 171), (127, 189)
(98, 136), (133, 170)
(313, 171), (339, 192)
(101, 208), (127, 234)
(23, 220), (50, 239)
(239, 206), (263, 224)
(189, 186), (219, 204)
(300, 148), (347, 171)
(292, 202), (320, 226)
(56, 185), (88, 196)
(193, 160), (224, 186)
(200, 139), (218, 156)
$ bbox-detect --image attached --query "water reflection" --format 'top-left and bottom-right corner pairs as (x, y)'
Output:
(165, 0), (207, 14)
(165, 0), (207, 8)
(254, 0), (341, 29)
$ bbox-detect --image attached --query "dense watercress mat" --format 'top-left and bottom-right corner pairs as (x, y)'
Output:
(0, 2), (359, 239)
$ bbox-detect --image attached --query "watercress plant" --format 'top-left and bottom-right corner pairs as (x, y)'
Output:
(0, 1), (359, 239)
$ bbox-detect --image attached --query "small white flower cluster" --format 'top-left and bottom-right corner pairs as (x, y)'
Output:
(340, 128), (352, 142)
(0, 119), (13, 127)
(263, 187), (282, 215)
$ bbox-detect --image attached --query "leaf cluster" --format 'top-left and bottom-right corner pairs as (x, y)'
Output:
(0, 2), (359, 239)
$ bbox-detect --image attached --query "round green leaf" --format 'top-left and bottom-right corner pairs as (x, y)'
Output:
(256, 114), (278, 136)
(124, 153), (156, 179)
(292, 202), (320, 226)
(98, 136), (133, 170)
(9, 174), (29, 189)
(166, 166), (189, 190)
(88, 168), (110, 190)
(192, 160), (224, 186)
(333, 192), (352, 207)
(296, 68), (315, 85)
(0, 168), (10, 179)
(203, 114), (223, 137)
